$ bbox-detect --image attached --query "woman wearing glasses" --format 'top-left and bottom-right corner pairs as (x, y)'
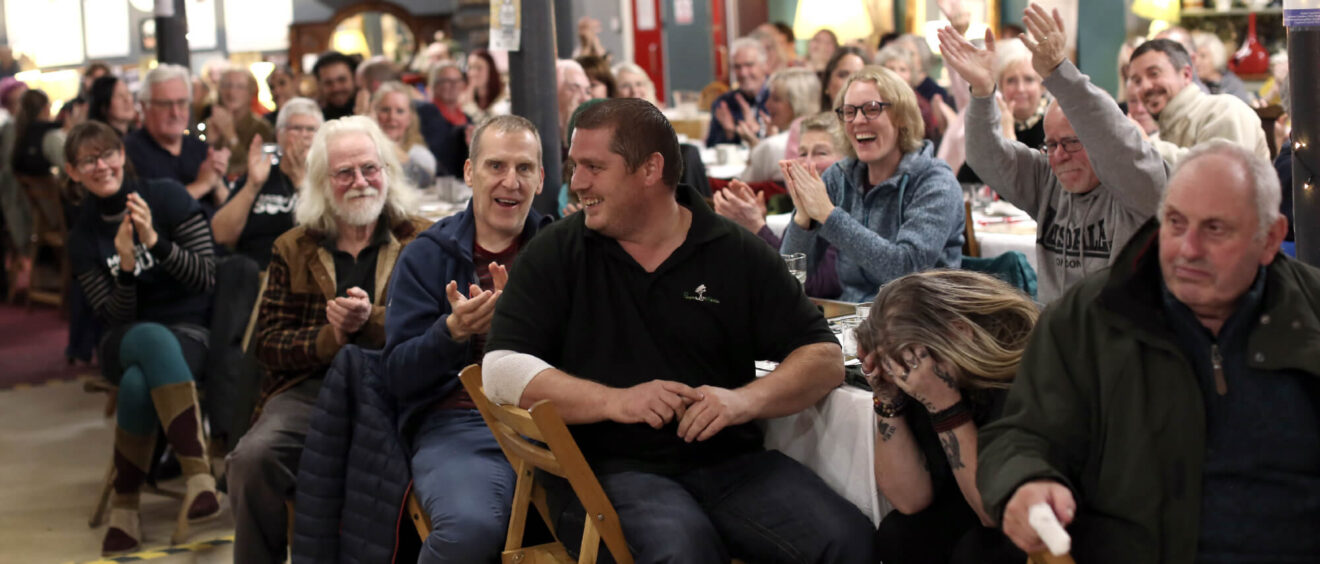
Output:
(856, 269), (1035, 563)
(64, 121), (220, 554)
(212, 97), (321, 269)
(780, 66), (964, 303)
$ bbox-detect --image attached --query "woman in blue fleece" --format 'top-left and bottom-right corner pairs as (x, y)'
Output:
(781, 66), (964, 303)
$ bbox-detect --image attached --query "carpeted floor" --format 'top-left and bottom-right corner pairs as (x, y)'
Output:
(0, 302), (90, 389)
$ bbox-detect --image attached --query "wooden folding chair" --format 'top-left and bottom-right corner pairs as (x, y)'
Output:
(1029, 552), (1075, 564)
(963, 199), (981, 258)
(459, 365), (633, 564)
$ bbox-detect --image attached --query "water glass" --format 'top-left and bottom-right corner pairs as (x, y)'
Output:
(781, 253), (806, 286)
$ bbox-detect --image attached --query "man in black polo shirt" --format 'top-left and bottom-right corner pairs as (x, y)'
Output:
(124, 63), (230, 214)
(484, 99), (873, 563)
(313, 51), (358, 121)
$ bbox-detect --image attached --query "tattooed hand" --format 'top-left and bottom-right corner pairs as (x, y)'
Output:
(883, 345), (963, 413)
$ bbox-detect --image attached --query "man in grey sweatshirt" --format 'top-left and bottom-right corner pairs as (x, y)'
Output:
(939, 6), (1167, 302)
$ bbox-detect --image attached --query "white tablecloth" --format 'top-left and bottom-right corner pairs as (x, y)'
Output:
(976, 231), (1038, 273)
(763, 384), (889, 526)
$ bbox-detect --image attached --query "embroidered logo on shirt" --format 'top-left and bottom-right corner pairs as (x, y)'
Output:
(683, 283), (720, 303)
(252, 193), (297, 215)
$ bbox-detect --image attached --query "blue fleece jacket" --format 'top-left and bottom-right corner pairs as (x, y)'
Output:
(383, 203), (550, 434)
(781, 140), (964, 303)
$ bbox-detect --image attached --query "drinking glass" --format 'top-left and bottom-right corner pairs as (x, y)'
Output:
(781, 253), (806, 286)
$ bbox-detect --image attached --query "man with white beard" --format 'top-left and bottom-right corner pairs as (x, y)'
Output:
(227, 116), (429, 563)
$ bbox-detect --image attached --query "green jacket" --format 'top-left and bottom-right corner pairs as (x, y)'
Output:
(978, 219), (1320, 563)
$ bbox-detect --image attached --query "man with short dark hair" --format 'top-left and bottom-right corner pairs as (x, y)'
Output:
(383, 115), (550, 562)
(978, 139), (1320, 561)
(313, 51), (359, 121)
(483, 98), (873, 562)
(1127, 38), (1267, 165)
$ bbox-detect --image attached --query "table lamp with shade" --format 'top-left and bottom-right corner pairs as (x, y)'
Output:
(1132, 0), (1180, 23)
(792, 0), (877, 45)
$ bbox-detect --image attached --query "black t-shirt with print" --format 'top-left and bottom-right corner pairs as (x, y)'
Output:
(487, 184), (837, 476)
(227, 167), (297, 269)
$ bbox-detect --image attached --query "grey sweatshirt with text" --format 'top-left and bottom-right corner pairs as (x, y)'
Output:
(964, 60), (1168, 303)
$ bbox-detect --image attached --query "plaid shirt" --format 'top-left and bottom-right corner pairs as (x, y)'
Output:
(253, 215), (429, 410)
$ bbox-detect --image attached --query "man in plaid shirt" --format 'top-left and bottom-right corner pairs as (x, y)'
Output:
(226, 116), (428, 563)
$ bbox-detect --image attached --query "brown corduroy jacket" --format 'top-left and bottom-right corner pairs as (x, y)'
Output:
(253, 214), (429, 411)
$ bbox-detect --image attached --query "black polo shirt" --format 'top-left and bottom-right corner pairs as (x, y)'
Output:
(487, 184), (836, 476)
(227, 167), (297, 269)
(322, 219), (390, 300)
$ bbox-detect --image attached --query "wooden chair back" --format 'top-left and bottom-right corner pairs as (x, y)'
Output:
(16, 174), (69, 309)
(963, 199), (981, 258)
(459, 365), (633, 564)
(1028, 551), (1076, 564)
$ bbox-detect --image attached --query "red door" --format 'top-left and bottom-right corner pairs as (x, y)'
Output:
(632, 0), (666, 104)
(711, 0), (728, 83)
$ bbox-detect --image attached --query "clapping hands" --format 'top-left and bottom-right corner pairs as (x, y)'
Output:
(327, 287), (373, 345)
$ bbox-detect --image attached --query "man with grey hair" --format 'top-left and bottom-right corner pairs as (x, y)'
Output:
(382, 115), (550, 562)
(125, 63), (231, 213)
(227, 116), (428, 564)
(978, 138), (1320, 561)
(557, 58), (592, 142)
(941, 5), (1166, 302)
(706, 36), (770, 147)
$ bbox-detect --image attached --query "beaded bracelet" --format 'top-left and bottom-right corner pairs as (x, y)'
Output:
(931, 400), (973, 433)
(873, 394), (909, 418)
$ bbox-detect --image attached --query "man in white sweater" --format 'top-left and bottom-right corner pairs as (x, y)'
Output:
(1128, 39), (1269, 165)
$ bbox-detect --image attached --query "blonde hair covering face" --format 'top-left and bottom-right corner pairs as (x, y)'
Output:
(833, 65), (925, 157)
(855, 270), (1039, 390)
(768, 68), (822, 123)
(296, 115), (419, 237)
(370, 81), (425, 150)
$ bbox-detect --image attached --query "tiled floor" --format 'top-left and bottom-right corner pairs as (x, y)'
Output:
(0, 378), (236, 564)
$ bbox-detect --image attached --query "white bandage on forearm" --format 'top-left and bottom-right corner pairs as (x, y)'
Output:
(1028, 502), (1071, 556)
(482, 350), (553, 406)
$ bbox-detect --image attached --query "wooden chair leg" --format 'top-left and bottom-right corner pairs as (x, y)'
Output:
(407, 488), (432, 542)
(89, 459), (115, 528)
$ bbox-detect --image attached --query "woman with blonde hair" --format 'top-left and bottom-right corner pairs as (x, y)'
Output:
(780, 66), (964, 303)
(856, 269), (1036, 563)
(737, 67), (820, 182)
(206, 65), (274, 178)
(370, 81), (437, 188)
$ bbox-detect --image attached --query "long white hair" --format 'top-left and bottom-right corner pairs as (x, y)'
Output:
(295, 115), (418, 236)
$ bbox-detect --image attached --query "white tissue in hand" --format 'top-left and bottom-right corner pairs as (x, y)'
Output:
(1028, 502), (1071, 556)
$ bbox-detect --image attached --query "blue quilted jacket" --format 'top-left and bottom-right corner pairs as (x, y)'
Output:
(293, 345), (413, 563)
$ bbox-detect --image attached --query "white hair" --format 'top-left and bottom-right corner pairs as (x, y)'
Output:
(1191, 31), (1228, 72)
(275, 97), (323, 130)
(556, 59), (585, 85)
(1160, 139), (1281, 240)
(141, 63), (191, 105)
(993, 38), (1035, 84)
(731, 37), (767, 66)
(768, 68), (821, 121)
(612, 62), (657, 104)
(296, 116), (419, 237)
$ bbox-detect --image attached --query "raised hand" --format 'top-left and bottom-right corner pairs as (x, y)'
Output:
(937, 0), (971, 35)
(780, 159), (834, 226)
(443, 280), (501, 342)
(937, 25), (997, 97)
(125, 192), (158, 248)
(712, 179), (767, 234)
(609, 380), (705, 429)
(246, 134), (272, 187)
(714, 101), (736, 134)
(1020, 3), (1069, 79)
(114, 214), (137, 273)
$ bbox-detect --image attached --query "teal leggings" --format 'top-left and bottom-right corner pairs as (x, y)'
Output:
(114, 323), (197, 436)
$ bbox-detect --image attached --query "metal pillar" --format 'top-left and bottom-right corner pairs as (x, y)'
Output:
(154, 0), (191, 68)
(555, 0), (576, 59)
(1287, 6), (1320, 266)
(509, 0), (564, 217)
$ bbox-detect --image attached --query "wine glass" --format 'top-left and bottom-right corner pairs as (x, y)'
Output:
(781, 253), (806, 286)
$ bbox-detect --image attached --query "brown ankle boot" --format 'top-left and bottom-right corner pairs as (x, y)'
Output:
(149, 382), (221, 543)
(102, 427), (155, 555)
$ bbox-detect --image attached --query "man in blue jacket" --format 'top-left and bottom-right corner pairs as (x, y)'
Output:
(383, 114), (550, 563)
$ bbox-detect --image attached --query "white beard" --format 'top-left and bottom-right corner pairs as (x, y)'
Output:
(334, 187), (386, 226)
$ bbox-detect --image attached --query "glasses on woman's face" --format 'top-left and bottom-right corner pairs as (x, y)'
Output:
(835, 100), (892, 122)
(332, 163), (383, 186)
(1039, 137), (1084, 155)
(75, 149), (120, 173)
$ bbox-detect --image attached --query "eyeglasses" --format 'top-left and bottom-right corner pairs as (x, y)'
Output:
(835, 101), (892, 122)
(332, 163), (383, 185)
(75, 149), (119, 173)
(147, 98), (189, 110)
(1039, 137), (1084, 155)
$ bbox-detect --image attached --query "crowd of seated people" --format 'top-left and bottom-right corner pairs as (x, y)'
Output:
(6, 1), (1317, 561)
